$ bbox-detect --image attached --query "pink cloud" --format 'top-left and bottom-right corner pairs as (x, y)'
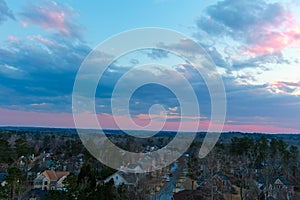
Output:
(27, 35), (55, 46)
(35, 9), (68, 34)
(7, 35), (19, 42)
(245, 12), (300, 56)
(267, 80), (300, 95)
(20, 1), (81, 37)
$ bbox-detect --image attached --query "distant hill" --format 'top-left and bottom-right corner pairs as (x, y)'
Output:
(0, 126), (299, 147)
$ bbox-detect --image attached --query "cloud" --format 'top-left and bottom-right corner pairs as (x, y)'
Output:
(0, 64), (27, 79)
(193, 0), (300, 118)
(85, 48), (214, 122)
(0, 0), (15, 24)
(0, 1), (92, 113)
(197, 0), (300, 56)
(20, 1), (82, 38)
(267, 81), (300, 95)
(0, 34), (91, 112)
(7, 35), (19, 42)
(147, 49), (169, 60)
(223, 80), (300, 131)
(1, 34), (90, 73)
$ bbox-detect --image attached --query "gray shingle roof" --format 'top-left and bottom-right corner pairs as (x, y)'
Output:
(0, 173), (8, 182)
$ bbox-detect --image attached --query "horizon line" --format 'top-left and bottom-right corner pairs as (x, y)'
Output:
(0, 125), (299, 135)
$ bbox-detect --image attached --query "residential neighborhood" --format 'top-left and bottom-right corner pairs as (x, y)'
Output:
(0, 128), (299, 199)
(1, 0), (300, 199)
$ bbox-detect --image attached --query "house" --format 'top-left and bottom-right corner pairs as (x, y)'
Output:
(34, 170), (69, 190)
(212, 172), (232, 193)
(197, 172), (232, 194)
(0, 163), (8, 173)
(0, 173), (8, 186)
(104, 171), (138, 187)
(268, 176), (294, 200)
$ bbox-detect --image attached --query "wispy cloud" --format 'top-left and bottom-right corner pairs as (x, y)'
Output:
(0, 64), (27, 79)
(0, 0), (15, 24)
(20, 1), (82, 38)
(267, 80), (300, 95)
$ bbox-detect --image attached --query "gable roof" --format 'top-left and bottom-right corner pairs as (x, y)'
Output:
(117, 171), (138, 184)
(56, 171), (70, 180)
(273, 176), (292, 186)
(214, 172), (230, 181)
(105, 171), (138, 185)
(43, 170), (69, 181)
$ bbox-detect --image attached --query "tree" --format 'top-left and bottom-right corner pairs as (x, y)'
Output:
(255, 136), (269, 164)
(0, 139), (12, 163)
(63, 172), (79, 199)
(187, 154), (199, 190)
(77, 164), (96, 191)
(270, 138), (279, 157)
(6, 167), (23, 200)
(0, 183), (9, 199)
(14, 137), (33, 158)
(100, 179), (117, 199)
(289, 145), (299, 162)
(45, 190), (68, 200)
(230, 137), (254, 157)
(289, 145), (299, 177)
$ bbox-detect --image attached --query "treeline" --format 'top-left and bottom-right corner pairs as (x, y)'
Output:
(229, 136), (298, 168)
(0, 137), (34, 164)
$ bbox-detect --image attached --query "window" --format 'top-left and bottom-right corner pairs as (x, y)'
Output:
(35, 181), (42, 185)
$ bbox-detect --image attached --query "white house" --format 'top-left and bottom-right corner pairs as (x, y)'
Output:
(104, 171), (138, 187)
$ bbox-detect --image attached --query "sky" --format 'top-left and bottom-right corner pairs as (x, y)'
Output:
(0, 0), (300, 133)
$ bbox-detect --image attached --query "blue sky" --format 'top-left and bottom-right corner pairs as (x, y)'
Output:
(0, 0), (300, 133)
